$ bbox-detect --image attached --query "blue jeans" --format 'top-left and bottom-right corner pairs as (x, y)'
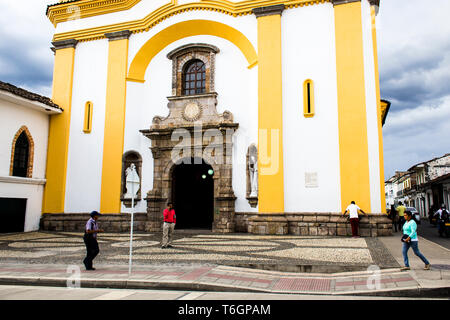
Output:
(402, 241), (430, 267)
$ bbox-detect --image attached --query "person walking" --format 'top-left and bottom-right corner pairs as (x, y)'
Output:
(389, 204), (398, 232)
(83, 211), (104, 271)
(400, 211), (431, 271)
(343, 201), (366, 238)
(161, 202), (176, 249)
(396, 201), (406, 231)
(434, 204), (449, 237)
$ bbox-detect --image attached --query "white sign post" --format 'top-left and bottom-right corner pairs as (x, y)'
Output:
(128, 181), (136, 277)
(128, 182), (134, 276)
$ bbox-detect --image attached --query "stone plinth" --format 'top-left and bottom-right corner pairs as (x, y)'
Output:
(40, 213), (148, 233)
(236, 212), (393, 237)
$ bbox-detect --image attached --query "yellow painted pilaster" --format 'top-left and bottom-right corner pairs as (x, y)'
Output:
(371, 5), (386, 213)
(253, 5), (284, 213)
(43, 40), (77, 213)
(334, 1), (371, 212)
(100, 31), (130, 213)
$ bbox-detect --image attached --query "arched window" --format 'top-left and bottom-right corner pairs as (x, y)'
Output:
(183, 59), (206, 96)
(12, 132), (30, 177)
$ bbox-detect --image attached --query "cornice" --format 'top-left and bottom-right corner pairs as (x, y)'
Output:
(51, 0), (331, 43)
(105, 30), (132, 41)
(47, 0), (142, 27)
(51, 39), (78, 49)
(331, 0), (360, 6)
(252, 4), (285, 17)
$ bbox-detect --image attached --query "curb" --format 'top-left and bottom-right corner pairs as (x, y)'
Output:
(0, 276), (448, 298)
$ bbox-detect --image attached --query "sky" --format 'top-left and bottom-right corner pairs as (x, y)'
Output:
(0, 0), (449, 180)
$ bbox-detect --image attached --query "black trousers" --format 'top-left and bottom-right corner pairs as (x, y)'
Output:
(83, 234), (99, 269)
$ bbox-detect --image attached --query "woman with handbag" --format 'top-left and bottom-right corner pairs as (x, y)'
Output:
(400, 211), (431, 271)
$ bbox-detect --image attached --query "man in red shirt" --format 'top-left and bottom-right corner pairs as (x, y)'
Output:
(161, 202), (176, 248)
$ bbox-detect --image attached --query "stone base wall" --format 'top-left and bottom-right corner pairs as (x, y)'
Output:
(40, 212), (393, 237)
(234, 212), (393, 237)
(40, 213), (149, 233)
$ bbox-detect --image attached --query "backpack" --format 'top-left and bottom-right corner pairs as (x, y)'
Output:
(442, 209), (449, 222)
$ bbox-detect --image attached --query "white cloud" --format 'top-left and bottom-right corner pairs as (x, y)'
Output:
(379, 0), (450, 179)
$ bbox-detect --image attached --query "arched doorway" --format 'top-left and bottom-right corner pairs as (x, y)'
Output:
(172, 158), (214, 229)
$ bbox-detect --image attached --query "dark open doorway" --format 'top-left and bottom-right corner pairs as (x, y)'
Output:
(172, 158), (214, 230)
(0, 198), (27, 233)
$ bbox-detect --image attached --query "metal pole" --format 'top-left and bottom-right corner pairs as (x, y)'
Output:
(128, 183), (135, 277)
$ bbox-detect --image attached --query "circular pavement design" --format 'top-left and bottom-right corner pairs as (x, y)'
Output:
(0, 231), (400, 272)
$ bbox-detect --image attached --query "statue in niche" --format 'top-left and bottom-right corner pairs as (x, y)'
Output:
(124, 163), (140, 199)
(249, 154), (258, 198)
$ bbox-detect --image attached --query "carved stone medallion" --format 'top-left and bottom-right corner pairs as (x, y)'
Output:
(182, 102), (202, 122)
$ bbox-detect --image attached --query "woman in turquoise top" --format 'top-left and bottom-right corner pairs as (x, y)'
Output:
(401, 211), (431, 271)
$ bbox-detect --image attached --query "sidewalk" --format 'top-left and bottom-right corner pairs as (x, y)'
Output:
(0, 232), (448, 297)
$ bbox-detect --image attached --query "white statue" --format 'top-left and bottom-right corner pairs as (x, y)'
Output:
(249, 155), (258, 197)
(124, 163), (140, 199)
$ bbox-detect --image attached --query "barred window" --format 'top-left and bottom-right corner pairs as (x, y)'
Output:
(183, 60), (206, 96)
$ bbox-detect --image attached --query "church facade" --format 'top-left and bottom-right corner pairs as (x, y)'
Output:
(41, 0), (391, 236)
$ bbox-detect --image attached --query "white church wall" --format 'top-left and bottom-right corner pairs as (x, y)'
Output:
(127, 10), (257, 70)
(64, 40), (109, 213)
(281, 3), (342, 213)
(0, 98), (51, 231)
(361, 0), (382, 213)
(123, 33), (258, 213)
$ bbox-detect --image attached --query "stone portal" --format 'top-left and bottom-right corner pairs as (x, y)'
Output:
(141, 93), (239, 233)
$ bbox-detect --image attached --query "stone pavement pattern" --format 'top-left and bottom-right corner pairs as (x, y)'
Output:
(0, 231), (448, 297)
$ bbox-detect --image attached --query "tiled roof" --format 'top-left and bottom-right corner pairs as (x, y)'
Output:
(0, 81), (62, 111)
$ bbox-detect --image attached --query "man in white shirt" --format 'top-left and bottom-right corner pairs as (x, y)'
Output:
(343, 201), (366, 238)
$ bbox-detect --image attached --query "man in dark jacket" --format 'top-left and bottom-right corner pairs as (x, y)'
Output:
(83, 211), (104, 270)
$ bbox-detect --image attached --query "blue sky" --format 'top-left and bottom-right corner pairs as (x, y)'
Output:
(0, 0), (449, 180)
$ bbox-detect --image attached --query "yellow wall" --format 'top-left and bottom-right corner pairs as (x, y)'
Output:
(100, 38), (129, 213)
(334, 2), (371, 212)
(43, 47), (76, 213)
(371, 6), (386, 213)
(256, 13), (284, 213)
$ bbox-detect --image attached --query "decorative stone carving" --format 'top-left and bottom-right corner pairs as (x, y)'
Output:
(124, 163), (140, 201)
(182, 102), (202, 122)
(246, 144), (258, 208)
(121, 151), (142, 208)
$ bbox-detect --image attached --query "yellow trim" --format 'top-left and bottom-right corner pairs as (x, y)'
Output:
(256, 13), (284, 213)
(51, 0), (330, 42)
(47, 0), (142, 26)
(100, 38), (129, 214)
(303, 79), (315, 118)
(334, 1), (371, 213)
(83, 101), (93, 133)
(371, 6), (386, 212)
(127, 19), (258, 83)
(42, 47), (76, 213)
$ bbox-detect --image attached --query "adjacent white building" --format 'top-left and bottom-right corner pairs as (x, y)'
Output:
(0, 81), (61, 232)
